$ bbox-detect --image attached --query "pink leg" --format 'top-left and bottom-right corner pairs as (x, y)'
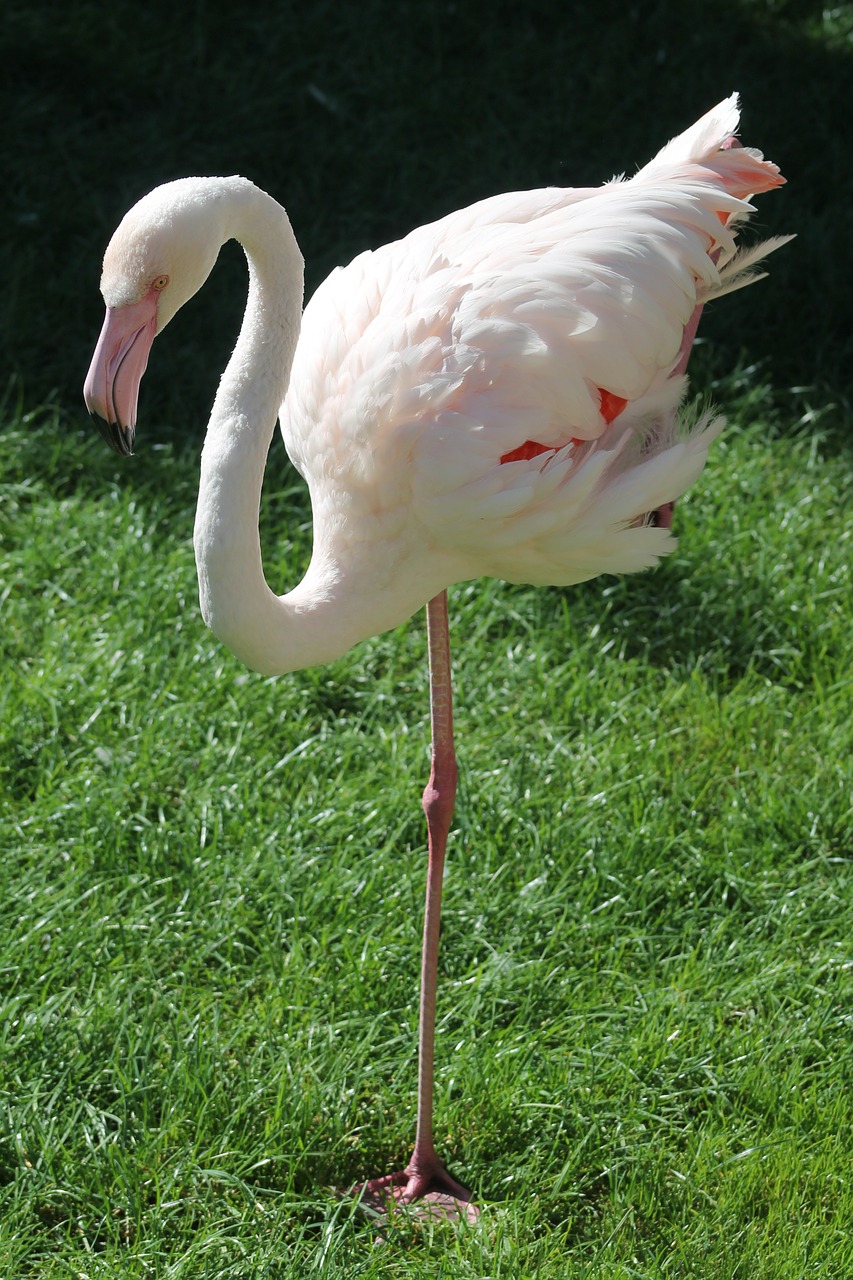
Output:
(350, 592), (477, 1220)
(649, 301), (705, 531)
(672, 300), (705, 380)
(652, 231), (728, 529)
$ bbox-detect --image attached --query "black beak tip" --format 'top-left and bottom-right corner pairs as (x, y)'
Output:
(90, 412), (135, 457)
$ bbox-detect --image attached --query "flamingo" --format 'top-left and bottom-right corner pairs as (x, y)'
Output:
(84, 93), (789, 1220)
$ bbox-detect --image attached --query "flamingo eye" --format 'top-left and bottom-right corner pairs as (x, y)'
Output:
(151, 275), (170, 292)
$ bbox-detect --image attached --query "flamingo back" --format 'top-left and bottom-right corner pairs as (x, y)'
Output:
(281, 94), (788, 595)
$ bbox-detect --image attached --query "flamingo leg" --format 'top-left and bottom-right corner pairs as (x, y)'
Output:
(350, 591), (477, 1221)
(673, 300), (705, 380)
(646, 301), (705, 532)
(352, 151), (740, 1214)
(651, 238), (727, 529)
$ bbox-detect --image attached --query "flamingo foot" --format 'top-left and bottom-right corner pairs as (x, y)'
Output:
(348, 1158), (478, 1223)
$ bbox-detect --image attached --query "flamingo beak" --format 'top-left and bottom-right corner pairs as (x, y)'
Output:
(83, 294), (158, 456)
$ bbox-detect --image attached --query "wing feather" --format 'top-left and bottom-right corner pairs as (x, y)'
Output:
(280, 94), (786, 594)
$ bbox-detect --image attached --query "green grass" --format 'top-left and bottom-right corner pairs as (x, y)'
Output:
(2, 0), (853, 1273)
(1, 382), (850, 1276)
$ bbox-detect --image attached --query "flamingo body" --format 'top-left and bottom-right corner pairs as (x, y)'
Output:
(84, 93), (789, 1216)
(281, 96), (785, 610)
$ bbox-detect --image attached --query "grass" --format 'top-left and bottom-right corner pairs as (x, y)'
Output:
(2, 0), (853, 1274)
(2, 384), (850, 1276)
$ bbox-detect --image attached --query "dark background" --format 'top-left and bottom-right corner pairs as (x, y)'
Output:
(1, 0), (850, 436)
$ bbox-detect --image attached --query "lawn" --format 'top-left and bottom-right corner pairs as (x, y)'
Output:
(2, 1), (852, 1276)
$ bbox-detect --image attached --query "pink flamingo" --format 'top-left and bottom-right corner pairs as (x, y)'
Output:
(84, 93), (788, 1219)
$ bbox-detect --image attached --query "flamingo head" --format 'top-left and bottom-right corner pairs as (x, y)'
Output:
(84, 177), (230, 454)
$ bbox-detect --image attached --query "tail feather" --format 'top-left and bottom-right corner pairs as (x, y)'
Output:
(649, 91), (742, 165)
(632, 93), (792, 305)
(639, 91), (786, 200)
(712, 234), (796, 300)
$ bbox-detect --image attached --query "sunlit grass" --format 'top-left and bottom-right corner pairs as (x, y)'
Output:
(1, 377), (850, 1276)
(3, 0), (852, 1268)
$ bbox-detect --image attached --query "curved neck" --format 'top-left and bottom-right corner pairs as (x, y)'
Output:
(193, 182), (357, 676)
